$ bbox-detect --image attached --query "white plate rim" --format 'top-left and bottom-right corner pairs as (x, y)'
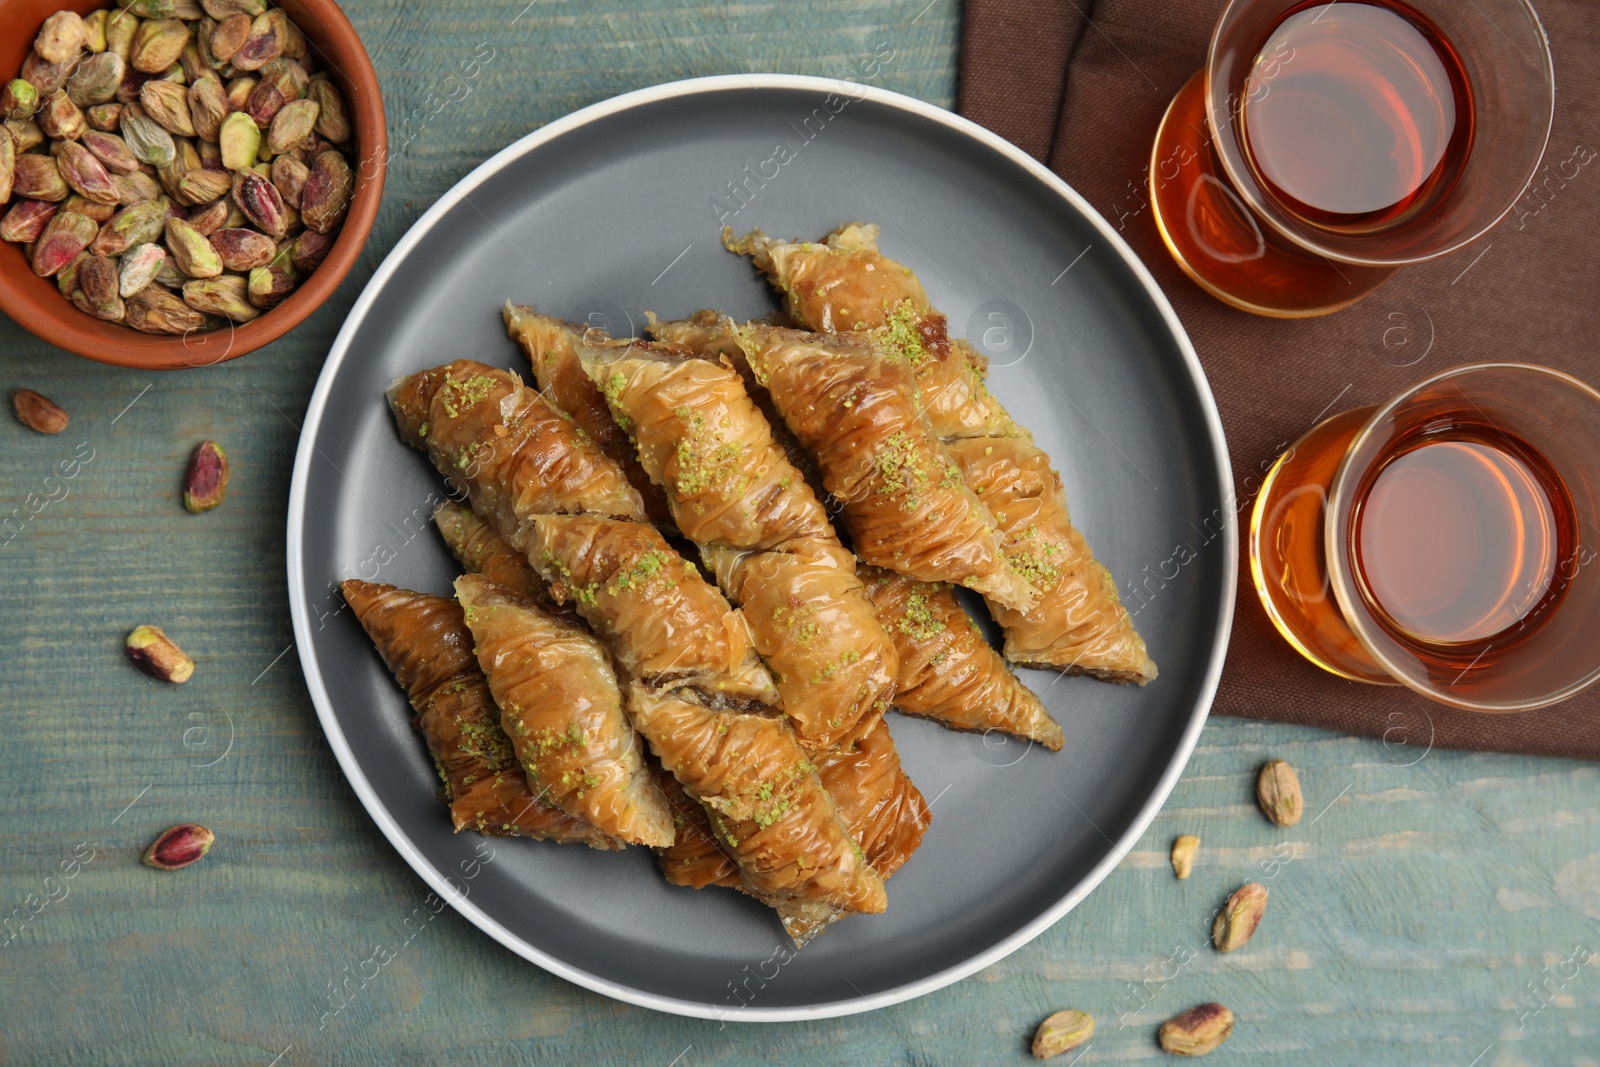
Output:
(285, 72), (1237, 1022)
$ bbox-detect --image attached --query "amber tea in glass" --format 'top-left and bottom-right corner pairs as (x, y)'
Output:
(1150, 0), (1553, 316)
(1250, 365), (1600, 712)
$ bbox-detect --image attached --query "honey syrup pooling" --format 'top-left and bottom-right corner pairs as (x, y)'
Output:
(1240, 0), (1474, 230)
(1352, 429), (1575, 650)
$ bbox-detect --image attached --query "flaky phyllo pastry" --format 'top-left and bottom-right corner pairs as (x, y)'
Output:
(388, 362), (887, 938)
(726, 322), (1037, 613)
(858, 567), (1063, 751)
(728, 224), (1156, 683)
(340, 579), (620, 849)
(651, 311), (1061, 749)
(502, 303), (674, 529)
(454, 574), (674, 848)
(525, 514), (887, 924)
(434, 499), (555, 606)
(572, 333), (900, 752)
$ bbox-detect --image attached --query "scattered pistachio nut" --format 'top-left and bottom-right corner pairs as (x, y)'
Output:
(208, 13), (251, 62)
(126, 284), (206, 333)
(217, 109), (259, 170)
(143, 824), (214, 870)
(1256, 759), (1303, 827)
(186, 198), (229, 235)
(131, 18), (192, 75)
(1032, 1010), (1094, 1060)
(67, 51), (125, 108)
(37, 91), (86, 142)
(140, 77), (197, 137)
(78, 253), (122, 311)
(176, 166), (231, 205)
(1212, 882), (1268, 953)
(54, 140), (122, 204)
(1158, 1003), (1233, 1056)
(247, 261), (295, 308)
(5, 117), (46, 152)
(119, 242), (167, 296)
(31, 211), (99, 276)
(13, 153), (69, 202)
(187, 74), (227, 141)
(1, 199), (58, 243)
(3, 79), (41, 121)
(208, 226), (275, 270)
(300, 149), (351, 234)
(12, 388), (69, 434)
(83, 9), (111, 53)
(1171, 834), (1199, 880)
(183, 438), (229, 510)
(36, 11), (89, 65)
(183, 275), (257, 322)
(126, 623), (194, 682)
(164, 215), (222, 277)
(233, 168), (286, 238)
(308, 77), (349, 143)
(81, 129), (142, 175)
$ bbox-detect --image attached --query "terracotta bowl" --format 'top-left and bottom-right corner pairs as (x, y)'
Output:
(0, 0), (386, 369)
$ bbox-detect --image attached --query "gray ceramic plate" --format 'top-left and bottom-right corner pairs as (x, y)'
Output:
(287, 75), (1235, 1021)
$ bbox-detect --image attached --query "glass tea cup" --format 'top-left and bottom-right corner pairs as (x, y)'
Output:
(1249, 364), (1600, 712)
(1149, 0), (1554, 317)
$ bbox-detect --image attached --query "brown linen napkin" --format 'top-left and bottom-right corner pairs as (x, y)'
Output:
(960, 0), (1600, 760)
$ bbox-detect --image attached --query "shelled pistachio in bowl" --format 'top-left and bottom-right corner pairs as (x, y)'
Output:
(0, 0), (354, 335)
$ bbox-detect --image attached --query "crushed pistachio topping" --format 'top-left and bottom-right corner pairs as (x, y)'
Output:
(896, 589), (947, 642)
(438, 374), (499, 419)
(874, 301), (934, 367)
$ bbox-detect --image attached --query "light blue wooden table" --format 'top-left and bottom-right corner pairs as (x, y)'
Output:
(2, 2), (1597, 1064)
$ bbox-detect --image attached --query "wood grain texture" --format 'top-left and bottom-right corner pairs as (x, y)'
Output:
(2, 2), (1598, 1064)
